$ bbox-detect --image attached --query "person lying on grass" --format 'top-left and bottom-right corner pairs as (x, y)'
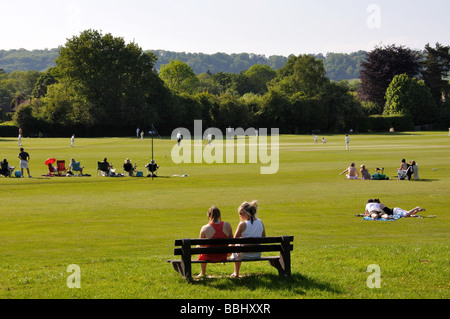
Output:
(370, 206), (426, 220)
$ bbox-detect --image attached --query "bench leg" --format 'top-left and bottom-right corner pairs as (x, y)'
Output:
(280, 236), (292, 277)
(268, 259), (285, 276)
(171, 261), (184, 277)
(181, 239), (193, 282)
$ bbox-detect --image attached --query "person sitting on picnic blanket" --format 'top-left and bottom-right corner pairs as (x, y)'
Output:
(47, 163), (57, 176)
(197, 206), (233, 277)
(340, 162), (359, 179)
(360, 164), (372, 180)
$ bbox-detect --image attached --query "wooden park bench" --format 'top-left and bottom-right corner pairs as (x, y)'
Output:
(167, 236), (294, 282)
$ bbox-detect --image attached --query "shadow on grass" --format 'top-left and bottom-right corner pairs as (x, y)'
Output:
(190, 272), (341, 296)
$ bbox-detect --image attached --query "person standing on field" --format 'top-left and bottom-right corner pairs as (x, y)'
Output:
(345, 134), (350, 150)
(18, 147), (32, 178)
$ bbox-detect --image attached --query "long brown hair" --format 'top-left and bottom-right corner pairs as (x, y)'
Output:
(207, 206), (221, 223)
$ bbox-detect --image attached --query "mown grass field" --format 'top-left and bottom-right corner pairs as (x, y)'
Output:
(0, 132), (448, 299)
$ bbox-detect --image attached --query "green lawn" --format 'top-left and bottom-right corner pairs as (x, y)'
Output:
(0, 132), (448, 299)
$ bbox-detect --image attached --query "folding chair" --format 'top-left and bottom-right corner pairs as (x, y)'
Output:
(71, 161), (83, 176)
(0, 161), (14, 177)
(56, 160), (67, 175)
(397, 169), (407, 180)
(97, 161), (109, 176)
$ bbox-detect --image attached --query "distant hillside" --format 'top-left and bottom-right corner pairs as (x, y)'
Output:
(0, 48), (366, 81)
(0, 48), (59, 73)
(150, 50), (288, 74)
(151, 50), (367, 80)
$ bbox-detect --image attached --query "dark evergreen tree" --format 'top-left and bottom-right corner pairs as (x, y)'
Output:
(421, 43), (450, 106)
(358, 45), (422, 112)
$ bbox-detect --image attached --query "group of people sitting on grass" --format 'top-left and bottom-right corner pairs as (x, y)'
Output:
(340, 158), (418, 181)
(98, 157), (159, 177)
(197, 201), (265, 278)
(339, 162), (376, 180)
(364, 198), (426, 220)
(1, 156), (159, 178)
(46, 158), (85, 176)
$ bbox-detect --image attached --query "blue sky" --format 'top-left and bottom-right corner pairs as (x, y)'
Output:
(1, 0), (449, 56)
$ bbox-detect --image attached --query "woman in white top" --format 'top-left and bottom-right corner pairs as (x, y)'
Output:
(231, 201), (266, 278)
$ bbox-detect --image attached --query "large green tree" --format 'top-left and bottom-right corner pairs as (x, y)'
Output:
(55, 29), (166, 128)
(159, 60), (199, 94)
(244, 64), (276, 95)
(384, 73), (437, 125)
(270, 54), (329, 97)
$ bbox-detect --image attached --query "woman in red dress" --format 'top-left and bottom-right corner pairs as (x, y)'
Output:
(197, 206), (233, 276)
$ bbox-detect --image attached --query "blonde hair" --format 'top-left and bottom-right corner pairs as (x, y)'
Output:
(239, 200), (258, 224)
(207, 205), (221, 223)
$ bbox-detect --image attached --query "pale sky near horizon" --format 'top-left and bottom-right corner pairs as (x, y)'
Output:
(1, 0), (449, 56)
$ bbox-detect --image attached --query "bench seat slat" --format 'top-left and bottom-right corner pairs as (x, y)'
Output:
(174, 236), (293, 246)
(174, 244), (293, 255)
(168, 256), (281, 264)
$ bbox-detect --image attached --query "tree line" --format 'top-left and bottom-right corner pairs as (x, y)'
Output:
(1, 48), (366, 82)
(1, 29), (449, 137)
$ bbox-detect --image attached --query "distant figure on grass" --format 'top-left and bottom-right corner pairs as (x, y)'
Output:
(364, 199), (426, 219)
(313, 134), (318, 144)
(145, 159), (159, 177)
(321, 137), (327, 143)
(18, 147), (32, 178)
(0, 159), (14, 177)
(345, 134), (350, 150)
(340, 162), (359, 179)
(360, 164), (371, 180)
(176, 131), (182, 146)
(101, 157), (114, 176)
(397, 158), (414, 180)
(70, 134), (75, 147)
(18, 128), (23, 146)
(47, 163), (57, 176)
(206, 133), (212, 146)
(230, 201), (266, 278)
(197, 206), (233, 277)
(68, 158), (84, 176)
(123, 158), (136, 176)
(399, 158), (408, 171)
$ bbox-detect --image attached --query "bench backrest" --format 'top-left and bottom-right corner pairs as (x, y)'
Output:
(174, 236), (293, 256)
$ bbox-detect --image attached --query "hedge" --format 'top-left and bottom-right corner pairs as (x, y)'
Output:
(368, 114), (414, 132)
